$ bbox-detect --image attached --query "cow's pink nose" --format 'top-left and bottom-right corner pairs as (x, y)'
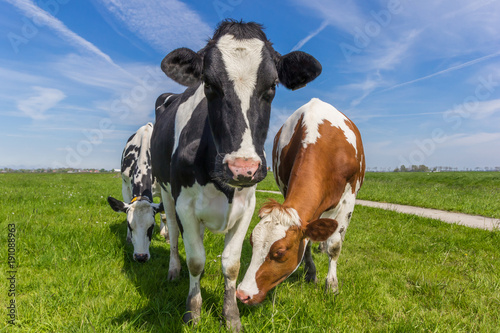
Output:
(227, 158), (260, 180)
(236, 289), (251, 304)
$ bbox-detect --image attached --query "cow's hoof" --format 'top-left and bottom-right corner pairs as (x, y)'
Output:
(226, 318), (242, 332)
(305, 273), (318, 284)
(325, 279), (339, 294)
(182, 311), (200, 325)
(168, 268), (180, 281)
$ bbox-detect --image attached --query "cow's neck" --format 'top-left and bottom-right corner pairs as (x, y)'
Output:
(200, 119), (236, 201)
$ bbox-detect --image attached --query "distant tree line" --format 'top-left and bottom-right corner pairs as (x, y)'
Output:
(0, 168), (117, 173)
(392, 165), (500, 172)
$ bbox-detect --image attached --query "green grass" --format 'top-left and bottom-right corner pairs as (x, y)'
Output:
(1, 173), (499, 332)
(357, 172), (500, 218)
(256, 171), (280, 192)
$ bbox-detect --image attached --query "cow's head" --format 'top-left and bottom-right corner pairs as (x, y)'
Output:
(107, 196), (163, 262)
(236, 200), (338, 305)
(161, 20), (322, 188)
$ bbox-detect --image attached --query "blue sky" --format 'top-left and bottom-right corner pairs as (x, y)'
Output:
(1, 0), (499, 170)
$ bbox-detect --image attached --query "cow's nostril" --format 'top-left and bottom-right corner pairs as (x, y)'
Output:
(236, 290), (251, 303)
(134, 253), (149, 263)
(227, 158), (260, 180)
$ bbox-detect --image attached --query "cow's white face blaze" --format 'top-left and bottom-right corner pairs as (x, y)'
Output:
(236, 205), (307, 305)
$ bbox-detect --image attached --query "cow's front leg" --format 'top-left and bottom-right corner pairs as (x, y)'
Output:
(181, 220), (206, 325)
(325, 230), (342, 293)
(303, 241), (317, 283)
(161, 188), (180, 280)
(221, 191), (256, 332)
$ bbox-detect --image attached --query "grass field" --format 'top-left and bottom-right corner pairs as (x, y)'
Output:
(357, 172), (500, 218)
(1, 173), (499, 332)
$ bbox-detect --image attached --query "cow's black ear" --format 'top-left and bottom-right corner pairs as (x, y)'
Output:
(161, 48), (203, 87)
(277, 51), (322, 91)
(107, 196), (128, 213)
(152, 202), (164, 215)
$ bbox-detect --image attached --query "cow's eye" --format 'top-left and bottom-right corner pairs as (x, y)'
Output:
(204, 80), (222, 98)
(262, 84), (276, 102)
(273, 249), (286, 260)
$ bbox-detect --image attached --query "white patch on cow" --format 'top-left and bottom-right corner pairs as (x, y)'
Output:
(126, 200), (155, 258)
(237, 206), (301, 298)
(217, 34), (264, 163)
(173, 85), (205, 154)
(177, 182), (255, 234)
(275, 98), (358, 173)
(134, 124), (153, 186)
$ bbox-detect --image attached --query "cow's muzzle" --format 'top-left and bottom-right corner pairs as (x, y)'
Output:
(225, 158), (261, 187)
(133, 253), (150, 263)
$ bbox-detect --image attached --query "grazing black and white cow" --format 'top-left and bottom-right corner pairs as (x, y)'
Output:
(108, 123), (164, 262)
(151, 20), (322, 331)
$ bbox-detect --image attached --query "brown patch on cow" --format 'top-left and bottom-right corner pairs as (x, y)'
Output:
(277, 117), (363, 223)
(273, 114), (306, 198)
(304, 218), (338, 242)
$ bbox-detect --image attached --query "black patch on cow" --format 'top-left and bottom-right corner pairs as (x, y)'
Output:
(121, 145), (139, 175)
(126, 132), (136, 144)
(155, 93), (180, 122)
(147, 224), (154, 241)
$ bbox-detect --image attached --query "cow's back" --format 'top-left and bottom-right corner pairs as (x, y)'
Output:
(273, 98), (365, 219)
(122, 123), (154, 178)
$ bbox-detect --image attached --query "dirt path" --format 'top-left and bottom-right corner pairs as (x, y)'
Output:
(257, 190), (499, 231)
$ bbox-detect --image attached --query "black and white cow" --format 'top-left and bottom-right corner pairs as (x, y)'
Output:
(108, 123), (165, 262)
(151, 20), (322, 331)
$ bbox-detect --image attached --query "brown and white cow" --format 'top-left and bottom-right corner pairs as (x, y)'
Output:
(236, 98), (365, 305)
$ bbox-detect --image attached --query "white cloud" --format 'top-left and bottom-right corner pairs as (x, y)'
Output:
(292, 0), (366, 34)
(17, 86), (66, 119)
(291, 20), (329, 51)
(94, 0), (212, 53)
(441, 132), (500, 148)
(5, 0), (119, 66)
(383, 51), (500, 92)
